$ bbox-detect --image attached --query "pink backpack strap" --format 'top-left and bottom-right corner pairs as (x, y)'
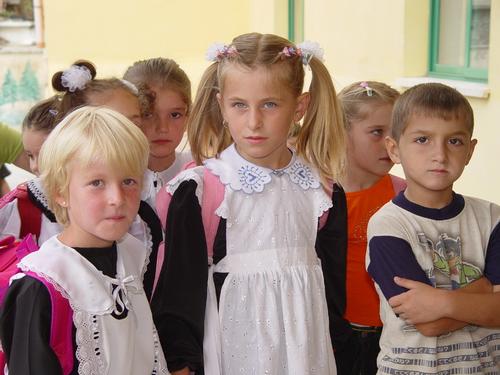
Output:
(0, 183), (42, 243)
(151, 167), (225, 296)
(0, 184), (25, 210)
(0, 235), (38, 302)
(201, 169), (224, 260)
(24, 271), (74, 375)
(152, 187), (171, 297)
(390, 174), (406, 194)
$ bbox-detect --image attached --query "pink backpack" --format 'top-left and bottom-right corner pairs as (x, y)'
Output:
(153, 168), (224, 294)
(0, 235), (74, 374)
(0, 183), (43, 242)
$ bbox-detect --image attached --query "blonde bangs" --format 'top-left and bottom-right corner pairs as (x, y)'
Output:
(39, 106), (149, 225)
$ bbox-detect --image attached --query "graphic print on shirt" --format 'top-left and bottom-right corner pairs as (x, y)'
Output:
(417, 232), (482, 289)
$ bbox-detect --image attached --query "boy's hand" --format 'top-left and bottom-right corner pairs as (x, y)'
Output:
(389, 276), (448, 324)
(389, 276), (491, 325)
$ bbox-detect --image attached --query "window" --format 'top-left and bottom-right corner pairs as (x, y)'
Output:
(0, 0), (37, 46)
(429, 0), (490, 82)
(288, 0), (303, 43)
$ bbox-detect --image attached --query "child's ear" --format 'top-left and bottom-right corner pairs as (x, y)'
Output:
(465, 138), (478, 165)
(55, 193), (68, 208)
(294, 92), (310, 123)
(385, 136), (401, 164)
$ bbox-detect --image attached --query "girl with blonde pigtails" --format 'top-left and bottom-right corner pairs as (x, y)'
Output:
(153, 32), (348, 375)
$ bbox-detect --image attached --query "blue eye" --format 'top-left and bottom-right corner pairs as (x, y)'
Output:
(371, 129), (383, 136)
(263, 102), (277, 109)
(232, 102), (246, 109)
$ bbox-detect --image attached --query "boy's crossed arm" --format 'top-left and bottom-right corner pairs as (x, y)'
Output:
(368, 235), (500, 337)
(389, 276), (498, 336)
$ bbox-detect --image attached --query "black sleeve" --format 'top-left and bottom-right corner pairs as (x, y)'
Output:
(315, 183), (351, 350)
(138, 200), (163, 300)
(0, 164), (11, 179)
(151, 180), (208, 372)
(0, 276), (62, 375)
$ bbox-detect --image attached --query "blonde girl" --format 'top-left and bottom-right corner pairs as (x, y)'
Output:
(123, 58), (192, 211)
(0, 106), (169, 374)
(153, 32), (347, 375)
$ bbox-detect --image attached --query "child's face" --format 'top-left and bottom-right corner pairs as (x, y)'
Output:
(386, 114), (477, 206)
(217, 65), (309, 170)
(22, 128), (49, 176)
(140, 87), (188, 171)
(347, 103), (393, 181)
(57, 159), (142, 248)
(88, 89), (142, 126)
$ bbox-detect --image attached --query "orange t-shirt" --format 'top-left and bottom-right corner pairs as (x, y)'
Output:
(344, 174), (397, 326)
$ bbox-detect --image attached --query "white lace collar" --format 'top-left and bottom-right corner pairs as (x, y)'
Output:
(141, 168), (168, 202)
(27, 178), (50, 210)
(18, 234), (145, 314)
(204, 144), (321, 194)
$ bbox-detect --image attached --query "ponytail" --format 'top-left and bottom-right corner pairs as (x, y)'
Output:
(187, 63), (231, 165)
(296, 57), (346, 184)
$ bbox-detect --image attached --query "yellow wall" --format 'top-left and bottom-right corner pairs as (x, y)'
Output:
(43, 0), (500, 203)
(44, 0), (254, 87)
(305, 0), (499, 204)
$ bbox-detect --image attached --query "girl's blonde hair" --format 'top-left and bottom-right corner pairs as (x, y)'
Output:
(188, 32), (346, 183)
(338, 81), (400, 130)
(123, 57), (192, 115)
(39, 106), (149, 225)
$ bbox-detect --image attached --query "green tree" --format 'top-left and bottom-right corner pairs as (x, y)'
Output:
(1, 70), (18, 105)
(19, 63), (40, 101)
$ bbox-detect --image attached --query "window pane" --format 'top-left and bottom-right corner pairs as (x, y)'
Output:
(470, 0), (490, 69)
(438, 0), (467, 66)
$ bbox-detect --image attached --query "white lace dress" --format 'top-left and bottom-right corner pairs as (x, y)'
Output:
(167, 144), (337, 375)
(17, 234), (169, 375)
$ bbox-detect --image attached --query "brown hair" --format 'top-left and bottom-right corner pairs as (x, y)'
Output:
(51, 60), (146, 121)
(22, 95), (61, 133)
(391, 83), (474, 141)
(123, 57), (192, 114)
(188, 32), (346, 183)
(338, 81), (400, 130)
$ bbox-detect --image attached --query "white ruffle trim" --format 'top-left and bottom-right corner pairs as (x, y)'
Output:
(74, 310), (107, 374)
(204, 144), (321, 195)
(152, 326), (170, 374)
(140, 220), (154, 281)
(166, 166), (205, 205)
(316, 189), (333, 218)
(27, 178), (50, 211)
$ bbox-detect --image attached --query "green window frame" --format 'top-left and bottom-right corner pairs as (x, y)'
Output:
(429, 0), (490, 82)
(288, 0), (304, 43)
